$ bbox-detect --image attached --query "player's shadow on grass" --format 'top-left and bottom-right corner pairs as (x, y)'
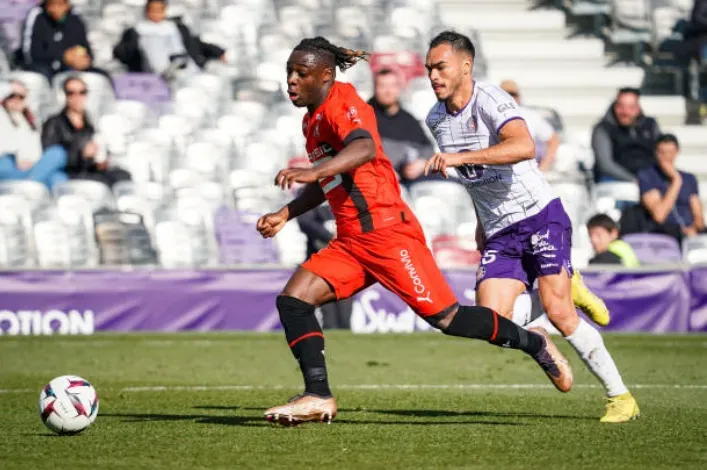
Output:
(364, 408), (595, 421)
(101, 412), (265, 428)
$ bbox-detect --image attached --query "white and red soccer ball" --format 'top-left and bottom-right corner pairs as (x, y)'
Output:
(38, 375), (99, 434)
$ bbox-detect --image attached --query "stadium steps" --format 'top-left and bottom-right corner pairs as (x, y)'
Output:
(441, 0), (687, 128)
(487, 66), (644, 100)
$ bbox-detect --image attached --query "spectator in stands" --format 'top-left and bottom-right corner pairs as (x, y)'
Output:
(0, 80), (68, 188)
(113, 0), (226, 81)
(16, 0), (99, 81)
(41, 76), (131, 188)
(297, 202), (352, 330)
(586, 214), (639, 266)
(684, 0), (707, 62)
(592, 88), (661, 183)
(367, 68), (434, 186)
(500, 79), (559, 172)
(638, 134), (705, 241)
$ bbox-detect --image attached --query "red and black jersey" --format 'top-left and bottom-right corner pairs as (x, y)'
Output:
(302, 81), (411, 237)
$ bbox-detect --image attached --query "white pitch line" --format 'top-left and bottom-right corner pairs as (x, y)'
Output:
(2, 384), (707, 394)
(118, 384), (707, 392)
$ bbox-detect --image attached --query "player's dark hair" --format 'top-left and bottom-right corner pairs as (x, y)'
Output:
(656, 133), (680, 149)
(587, 214), (619, 233)
(617, 87), (641, 97)
(293, 36), (370, 72)
(429, 30), (476, 59)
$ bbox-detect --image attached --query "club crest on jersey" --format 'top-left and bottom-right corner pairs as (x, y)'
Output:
(467, 114), (477, 131)
(347, 107), (361, 124)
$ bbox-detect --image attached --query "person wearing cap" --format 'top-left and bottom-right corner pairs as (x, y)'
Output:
(499, 79), (560, 173)
(113, 0), (226, 79)
(0, 80), (68, 188)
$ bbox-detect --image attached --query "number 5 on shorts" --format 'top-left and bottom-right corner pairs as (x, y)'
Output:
(482, 250), (497, 265)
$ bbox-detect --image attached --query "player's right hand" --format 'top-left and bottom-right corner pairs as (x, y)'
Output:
(256, 210), (288, 238)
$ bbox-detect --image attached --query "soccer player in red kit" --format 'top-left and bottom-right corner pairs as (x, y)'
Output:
(256, 37), (572, 425)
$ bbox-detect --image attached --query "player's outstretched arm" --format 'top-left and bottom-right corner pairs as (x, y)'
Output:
(257, 183), (325, 238)
(274, 139), (375, 190)
(309, 137), (376, 179)
(459, 119), (535, 165)
(425, 120), (535, 176)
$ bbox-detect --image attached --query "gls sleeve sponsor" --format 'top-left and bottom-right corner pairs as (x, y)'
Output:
(478, 85), (525, 137)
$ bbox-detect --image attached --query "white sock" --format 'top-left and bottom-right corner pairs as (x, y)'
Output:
(565, 319), (629, 397)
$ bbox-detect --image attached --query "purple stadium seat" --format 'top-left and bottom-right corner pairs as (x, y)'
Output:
(0, 1), (35, 51)
(622, 233), (681, 264)
(113, 73), (171, 113)
(214, 207), (279, 265)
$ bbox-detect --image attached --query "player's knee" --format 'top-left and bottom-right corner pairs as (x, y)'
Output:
(421, 305), (457, 332)
(276, 295), (315, 321)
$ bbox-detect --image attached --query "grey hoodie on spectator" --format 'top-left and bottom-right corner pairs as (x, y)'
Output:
(591, 104), (660, 182)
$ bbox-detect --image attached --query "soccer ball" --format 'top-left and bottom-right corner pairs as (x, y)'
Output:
(38, 375), (99, 435)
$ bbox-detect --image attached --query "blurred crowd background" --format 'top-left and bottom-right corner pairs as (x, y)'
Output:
(0, 0), (706, 271)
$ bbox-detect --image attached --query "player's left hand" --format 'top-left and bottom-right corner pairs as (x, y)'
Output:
(424, 153), (461, 178)
(274, 168), (320, 190)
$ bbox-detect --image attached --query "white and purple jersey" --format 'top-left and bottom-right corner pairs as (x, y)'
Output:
(425, 82), (555, 238)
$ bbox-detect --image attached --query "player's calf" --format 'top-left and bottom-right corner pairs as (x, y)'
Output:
(426, 305), (544, 354)
(426, 305), (573, 392)
(276, 295), (332, 398)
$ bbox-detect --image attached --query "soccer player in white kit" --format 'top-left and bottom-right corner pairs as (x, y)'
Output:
(422, 31), (639, 422)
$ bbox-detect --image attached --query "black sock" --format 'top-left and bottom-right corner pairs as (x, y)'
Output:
(276, 295), (332, 397)
(442, 305), (543, 355)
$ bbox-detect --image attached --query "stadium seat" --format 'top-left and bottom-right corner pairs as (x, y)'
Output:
(124, 140), (171, 183)
(110, 100), (150, 134)
(0, 195), (33, 267)
(113, 73), (172, 114)
(159, 114), (194, 151)
(181, 141), (227, 180)
(93, 210), (158, 265)
(33, 218), (73, 268)
(53, 180), (115, 213)
(213, 206), (279, 265)
(98, 113), (130, 156)
(0, 180), (51, 212)
(682, 235), (707, 264)
(622, 233), (682, 264)
(593, 181), (640, 210)
(55, 194), (98, 266)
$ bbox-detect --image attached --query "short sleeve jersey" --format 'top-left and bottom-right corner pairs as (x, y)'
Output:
(303, 82), (409, 237)
(638, 165), (698, 227)
(425, 81), (555, 238)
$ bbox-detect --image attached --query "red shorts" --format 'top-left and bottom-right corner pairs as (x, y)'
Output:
(302, 219), (457, 317)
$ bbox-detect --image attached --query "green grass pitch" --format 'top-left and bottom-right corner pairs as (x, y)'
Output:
(1, 332), (706, 469)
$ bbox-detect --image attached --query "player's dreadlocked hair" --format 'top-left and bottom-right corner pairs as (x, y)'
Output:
(293, 37), (370, 72)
